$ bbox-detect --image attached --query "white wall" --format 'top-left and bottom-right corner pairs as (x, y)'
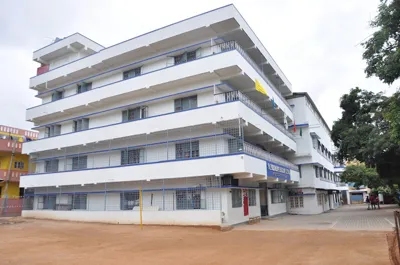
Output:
(222, 188), (260, 225)
(267, 189), (287, 216)
(22, 210), (221, 226)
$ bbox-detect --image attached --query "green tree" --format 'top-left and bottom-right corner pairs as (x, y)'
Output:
(341, 164), (384, 188)
(362, 0), (400, 143)
(331, 88), (400, 184)
(362, 0), (400, 85)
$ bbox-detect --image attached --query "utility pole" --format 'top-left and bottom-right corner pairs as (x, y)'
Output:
(1, 139), (17, 216)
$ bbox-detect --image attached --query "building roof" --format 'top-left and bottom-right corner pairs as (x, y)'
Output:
(285, 92), (331, 134)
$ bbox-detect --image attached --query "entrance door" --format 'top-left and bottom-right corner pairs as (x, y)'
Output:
(243, 189), (249, 216)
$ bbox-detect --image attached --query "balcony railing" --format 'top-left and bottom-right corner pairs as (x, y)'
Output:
(26, 132), (297, 175)
(215, 90), (294, 140)
(31, 40), (291, 111)
(243, 142), (298, 171)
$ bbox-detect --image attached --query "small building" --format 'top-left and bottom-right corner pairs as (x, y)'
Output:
(0, 125), (38, 216)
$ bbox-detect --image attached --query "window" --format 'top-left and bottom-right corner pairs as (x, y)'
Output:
(186, 50), (197, 61)
(122, 106), (147, 122)
(271, 190), (287, 204)
(72, 156), (87, 170)
(121, 149), (145, 165)
(314, 166), (319, 178)
(289, 196), (304, 208)
(120, 192), (139, 210)
(174, 95), (197, 112)
(324, 169), (327, 179)
(46, 125), (61, 137)
(77, 82), (92, 93)
(14, 161), (24, 169)
(51, 91), (63, 101)
(173, 50), (197, 65)
(176, 189), (202, 210)
(232, 189), (242, 208)
(249, 189), (256, 206)
(39, 195), (56, 210)
(319, 167), (323, 178)
(72, 194), (87, 210)
(123, 67), (141, 80)
(45, 160), (59, 173)
(228, 138), (243, 153)
(175, 141), (199, 159)
(73, 118), (89, 132)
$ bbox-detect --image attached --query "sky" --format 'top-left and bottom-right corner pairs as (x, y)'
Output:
(0, 0), (397, 131)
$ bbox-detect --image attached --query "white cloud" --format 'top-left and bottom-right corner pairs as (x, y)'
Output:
(0, 0), (395, 130)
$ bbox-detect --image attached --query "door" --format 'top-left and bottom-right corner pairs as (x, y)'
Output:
(243, 189), (249, 216)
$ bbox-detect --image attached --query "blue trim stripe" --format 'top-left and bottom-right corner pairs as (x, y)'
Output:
(31, 4), (232, 78)
(34, 38), (220, 97)
(31, 133), (229, 162)
(30, 100), (236, 143)
(33, 83), (221, 129)
(24, 152), (298, 178)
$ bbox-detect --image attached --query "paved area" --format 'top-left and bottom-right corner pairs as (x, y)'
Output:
(236, 204), (397, 231)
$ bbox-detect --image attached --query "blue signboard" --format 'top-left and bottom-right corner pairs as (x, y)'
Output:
(266, 161), (291, 180)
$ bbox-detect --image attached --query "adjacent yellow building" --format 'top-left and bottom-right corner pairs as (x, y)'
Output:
(0, 125), (38, 199)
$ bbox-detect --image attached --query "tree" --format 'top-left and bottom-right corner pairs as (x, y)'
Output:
(331, 88), (400, 185)
(383, 91), (400, 144)
(362, 0), (400, 85)
(341, 164), (384, 189)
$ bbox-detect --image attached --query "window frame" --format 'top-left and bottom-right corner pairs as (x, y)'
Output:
(51, 90), (64, 102)
(72, 156), (88, 170)
(248, 189), (257, 206)
(122, 106), (148, 122)
(231, 189), (242, 208)
(175, 140), (199, 159)
(73, 118), (89, 132)
(271, 190), (287, 204)
(45, 159), (59, 173)
(77, 82), (92, 94)
(46, 124), (61, 137)
(123, 67), (142, 80)
(174, 95), (197, 112)
(121, 148), (145, 165)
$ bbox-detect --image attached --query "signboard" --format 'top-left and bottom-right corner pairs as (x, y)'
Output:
(266, 161), (291, 181)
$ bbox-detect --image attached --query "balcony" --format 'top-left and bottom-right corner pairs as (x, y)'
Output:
(21, 130), (298, 188)
(30, 5), (291, 95)
(24, 88), (296, 154)
(27, 40), (293, 122)
(216, 90), (294, 141)
(0, 169), (25, 182)
(0, 139), (22, 153)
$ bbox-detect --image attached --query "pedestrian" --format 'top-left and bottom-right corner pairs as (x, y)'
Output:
(370, 194), (376, 210)
(366, 195), (370, 210)
(375, 195), (380, 209)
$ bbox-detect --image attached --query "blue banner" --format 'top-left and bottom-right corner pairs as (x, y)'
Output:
(266, 161), (291, 180)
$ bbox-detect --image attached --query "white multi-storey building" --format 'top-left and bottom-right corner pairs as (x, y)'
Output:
(21, 5), (341, 226)
(286, 93), (346, 214)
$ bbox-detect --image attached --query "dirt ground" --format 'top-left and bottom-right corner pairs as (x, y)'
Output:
(0, 218), (390, 265)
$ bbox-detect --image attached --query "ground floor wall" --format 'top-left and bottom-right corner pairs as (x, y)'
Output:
(22, 210), (221, 226)
(287, 188), (340, 215)
(23, 177), (262, 226)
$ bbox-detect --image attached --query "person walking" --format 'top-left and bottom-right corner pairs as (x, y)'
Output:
(370, 194), (376, 210)
(366, 195), (370, 210)
(375, 195), (380, 209)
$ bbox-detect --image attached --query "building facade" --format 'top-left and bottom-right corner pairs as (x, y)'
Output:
(21, 5), (340, 226)
(285, 93), (345, 214)
(0, 125), (38, 216)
